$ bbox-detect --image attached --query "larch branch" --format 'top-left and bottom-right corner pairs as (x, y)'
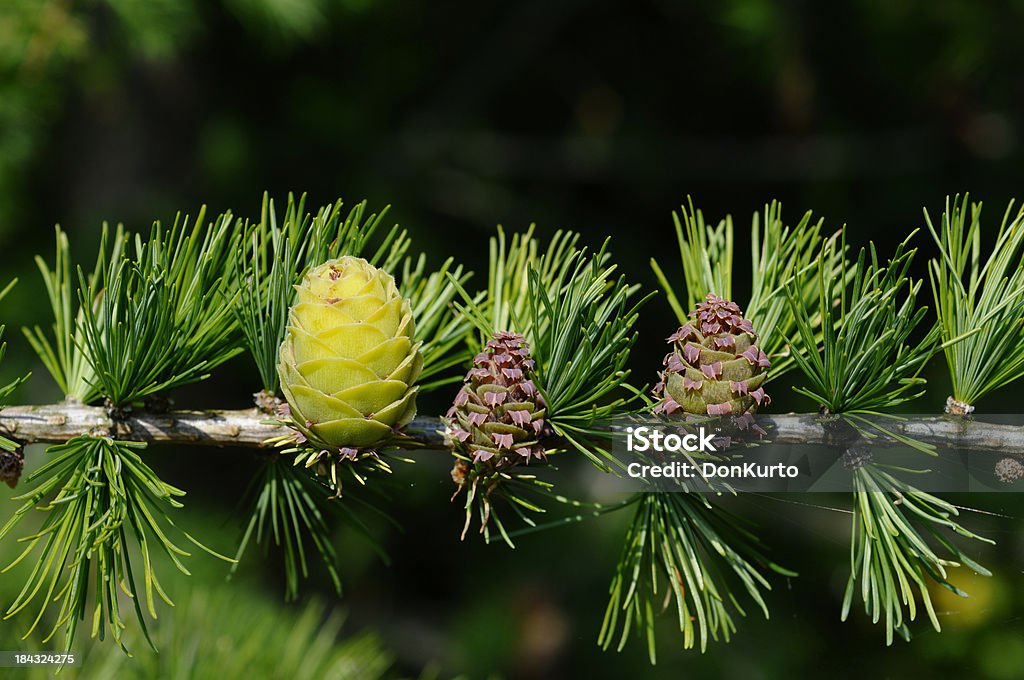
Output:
(0, 403), (1022, 454)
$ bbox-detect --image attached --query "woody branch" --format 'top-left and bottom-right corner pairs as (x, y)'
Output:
(1, 403), (1023, 455)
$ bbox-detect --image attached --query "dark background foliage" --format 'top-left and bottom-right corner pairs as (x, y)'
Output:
(2, 1), (1024, 678)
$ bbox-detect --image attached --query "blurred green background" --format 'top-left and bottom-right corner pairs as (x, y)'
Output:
(2, 1), (1024, 678)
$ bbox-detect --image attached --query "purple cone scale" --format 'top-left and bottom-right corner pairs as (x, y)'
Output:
(654, 294), (771, 416)
(444, 331), (550, 468)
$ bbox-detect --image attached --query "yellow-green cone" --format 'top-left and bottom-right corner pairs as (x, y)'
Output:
(278, 256), (422, 449)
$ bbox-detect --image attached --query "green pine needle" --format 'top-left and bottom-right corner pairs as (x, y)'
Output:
(0, 435), (232, 654)
(525, 244), (650, 469)
(231, 452), (399, 601)
(453, 225), (583, 345)
(651, 198), (841, 378)
(926, 194), (1024, 408)
(843, 464), (993, 645)
(400, 254), (475, 392)
(787, 230), (938, 413)
(78, 209), (244, 405)
(23, 226), (116, 404)
(447, 227), (648, 542)
(453, 227), (649, 470)
(231, 457), (344, 601)
(651, 198), (734, 317)
(599, 492), (792, 663)
(453, 458), (614, 549)
(235, 193), (308, 394)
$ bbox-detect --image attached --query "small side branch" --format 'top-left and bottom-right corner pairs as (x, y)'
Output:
(0, 404), (1021, 454)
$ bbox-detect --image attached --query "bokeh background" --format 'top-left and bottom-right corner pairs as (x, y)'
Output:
(2, 1), (1024, 678)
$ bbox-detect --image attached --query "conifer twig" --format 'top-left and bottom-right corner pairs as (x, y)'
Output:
(1, 404), (1023, 454)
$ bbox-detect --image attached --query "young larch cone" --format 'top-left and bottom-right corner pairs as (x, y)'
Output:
(444, 331), (550, 470)
(654, 294), (771, 416)
(277, 256), (422, 449)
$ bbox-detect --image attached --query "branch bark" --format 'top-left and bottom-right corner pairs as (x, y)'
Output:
(0, 402), (447, 450)
(0, 403), (1021, 454)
